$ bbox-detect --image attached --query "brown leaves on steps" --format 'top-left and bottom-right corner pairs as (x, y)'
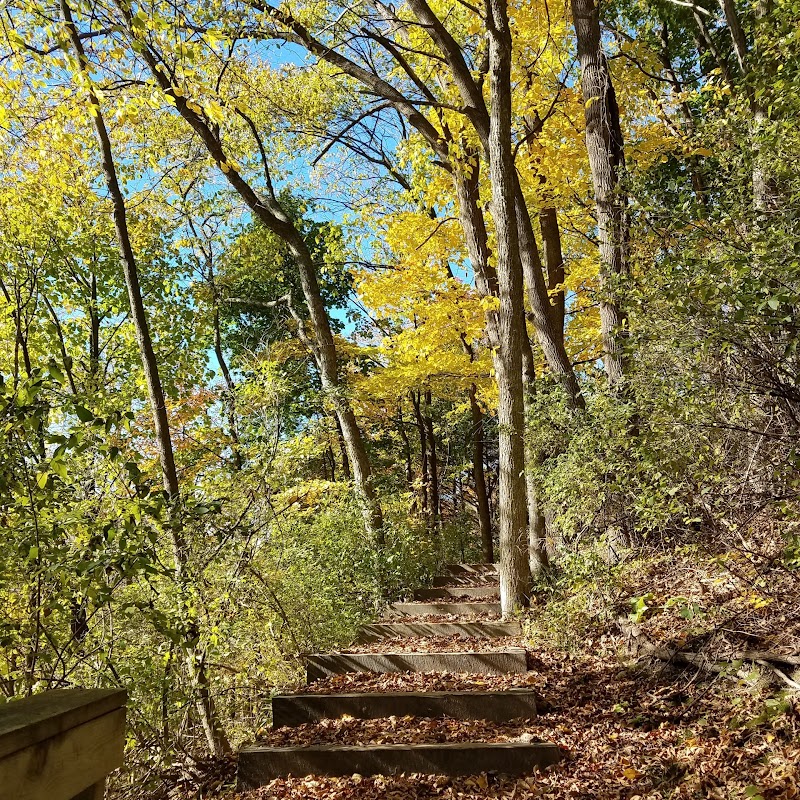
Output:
(432, 577), (501, 587)
(384, 612), (502, 623)
(294, 670), (540, 695)
(401, 596), (499, 604)
(340, 636), (521, 654)
(241, 773), (545, 800)
(261, 716), (540, 747)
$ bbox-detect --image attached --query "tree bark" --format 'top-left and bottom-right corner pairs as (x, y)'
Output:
(513, 176), (585, 406)
(469, 386), (494, 563)
(486, 0), (533, 614)
(411, 391), (429, 518)
(334, 415), (352, 480)
(213, 306), (242, 469)
(423, 390), (440, 532)
(539, 208), (566, 347)
(571, 0), (630, 388)
(520, 334), (550, 578)
(397, 405), (414, 495)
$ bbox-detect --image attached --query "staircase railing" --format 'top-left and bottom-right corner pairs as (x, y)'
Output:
(0, 688), (127, 800)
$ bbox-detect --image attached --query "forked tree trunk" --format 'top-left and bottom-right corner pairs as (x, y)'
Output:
(571, 0), (630, 388)
(118, 4), (384, 543)
(62, 0), (230, 756)
(487, 0), (533, 614)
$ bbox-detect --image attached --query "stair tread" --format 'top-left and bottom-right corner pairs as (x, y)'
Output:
(243, 740), (555, 752)
(274, 687), (537, 699)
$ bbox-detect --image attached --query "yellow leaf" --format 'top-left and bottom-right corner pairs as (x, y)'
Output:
(623, 767), (640, 780)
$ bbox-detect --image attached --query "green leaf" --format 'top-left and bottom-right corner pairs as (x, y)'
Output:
(74, 405), (94, 423)
(51, 459), (68, 481)
(48, 363), (65, 384)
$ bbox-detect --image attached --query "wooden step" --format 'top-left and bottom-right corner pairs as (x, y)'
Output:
(238, 740), (561, 785)
(305, 648), (528, 681)
(444, 563), (498, 576)
(359, 621), (519, 641)
(432, 574), (499, 587)
(271, 688), (538, 727)
(386, 602), (502, 617)
(414, 586), (499, 600)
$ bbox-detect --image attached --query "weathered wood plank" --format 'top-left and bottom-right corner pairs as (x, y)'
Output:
(306, 648), (529, 680)
(385, 601), (502, 617)
(359, 622), (520, 641)
(272, 689), (538, 727)
(0, 689), (126, 760)
(0, 708), (125, 800)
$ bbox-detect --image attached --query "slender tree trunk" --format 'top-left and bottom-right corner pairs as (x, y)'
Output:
(658, 23), (707, 204)
(539, 208), (566, 346)
(571, 0), (630, 388)
(62, 0), (230, 756)
(88, 274), (100, 392)
(212, 306), (242, 469)
(469, 386), (494, 563)
(411, 391), (429, 519)
(513, 178), (585, 407)
(397, 407), (414, 495)
(520, 335), (550, 578)
(334, 416), (351, 480)
(717, 0), (777, 217)
(487, 0), (533, 614)
(423, 390), (440, 532)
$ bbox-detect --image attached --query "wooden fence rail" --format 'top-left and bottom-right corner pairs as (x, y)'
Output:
(0, 688), (127, 800)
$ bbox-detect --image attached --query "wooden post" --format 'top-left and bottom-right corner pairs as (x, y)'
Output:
(72, 782), (105, 800)
(0, 688), (127, 800)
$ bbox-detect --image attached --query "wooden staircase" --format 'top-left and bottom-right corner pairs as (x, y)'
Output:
(237, 563), (561, 788)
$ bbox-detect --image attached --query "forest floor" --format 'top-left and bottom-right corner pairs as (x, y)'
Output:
(162, 525), (800, 800)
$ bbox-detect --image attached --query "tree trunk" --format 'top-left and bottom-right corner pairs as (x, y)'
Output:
(62, 0), (230, 756)
(423, 390), (440, 532)
(520, 334), (550, 579)
(486, 0), (533, 615)
(539, 208), (566, 346)
(88, 274), (100, 391)
(397, 407), (414, 494)
(411, 391), (429, 518)
(513, 178), (584, 407)
(334, 415), (351, 480)
(716, 0), (778, 217)
(469, 386), (494, 563)
(571, 0), (630, 388)
(212, 306), (242, 469)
